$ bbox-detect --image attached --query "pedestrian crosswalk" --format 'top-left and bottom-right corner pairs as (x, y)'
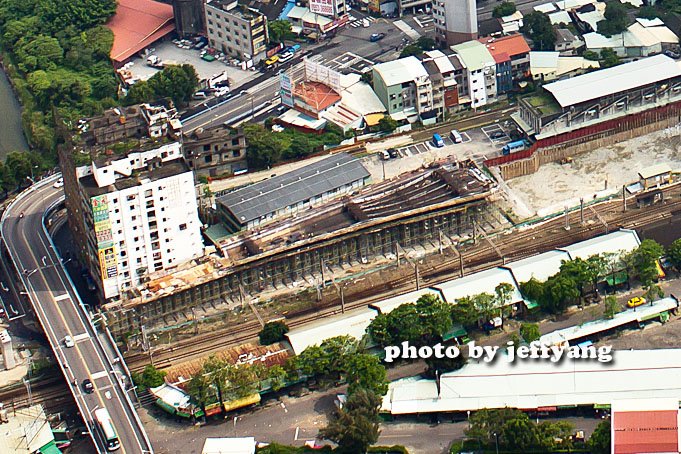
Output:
(348, 15), (376, 27)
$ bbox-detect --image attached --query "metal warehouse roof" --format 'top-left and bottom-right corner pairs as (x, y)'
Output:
(559, 229), (640, 261)
(503, 250), (571, 284)
(543, 54), (681, 107)
(285, 307), (376, 355)
(430, 267), (524, 306)
(217, 153), (369, 225)
(368, 289), (443, 314)
(381, 348), (681, 414)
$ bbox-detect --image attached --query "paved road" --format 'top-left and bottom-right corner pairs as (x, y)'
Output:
(1, 177), (153, 454)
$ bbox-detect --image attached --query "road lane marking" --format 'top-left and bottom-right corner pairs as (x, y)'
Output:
(91, 370), (109, 380)
(54, 294), (70, 302)
(73, 333), (90, 342)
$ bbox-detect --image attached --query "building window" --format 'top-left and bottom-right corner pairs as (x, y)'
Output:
(136, 257), (142, 264)
(179, 223), (187, 231)
(144, 189), (153, 198)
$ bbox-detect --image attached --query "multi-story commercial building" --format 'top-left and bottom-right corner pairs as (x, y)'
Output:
(433, 0), (477, 47)
(70, 143), (204, 300)
(183, 126), (247, 178)
(372, 56), (435, 123)
(205, 0), (268, 64)
(451, 41), (497, 109)
(308, 0), (346, 19)
(478, 34), (531, 94)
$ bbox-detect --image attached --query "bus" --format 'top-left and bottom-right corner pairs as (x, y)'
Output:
(502, 140), (528, 155)
(93, 408), (120, 452)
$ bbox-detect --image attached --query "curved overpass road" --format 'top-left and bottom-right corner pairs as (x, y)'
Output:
(1, 177), (153, 454)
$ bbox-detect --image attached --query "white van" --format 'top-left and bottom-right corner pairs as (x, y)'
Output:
(450, 129), (462, 143)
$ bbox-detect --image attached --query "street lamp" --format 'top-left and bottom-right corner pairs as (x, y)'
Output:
(493, 432), (499, 454)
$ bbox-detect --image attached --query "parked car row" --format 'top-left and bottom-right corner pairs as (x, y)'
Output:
(265, 44), (301, 67)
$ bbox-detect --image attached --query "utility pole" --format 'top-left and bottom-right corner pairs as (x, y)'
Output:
(319, 256), (325, 286)
(623, 185), (627, 212)
(395, 242), (400, 266)
(415, 264), (420, 290)
(438, 230), (443, 254)
(580, 198), (584, 224)
(564, 206), (570, 231)
(382, 159), (386, 181)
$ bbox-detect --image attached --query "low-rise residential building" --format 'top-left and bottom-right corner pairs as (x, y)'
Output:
(421, 50), (459, 116)
(554, 28), (584, 55)
(478, 34), (531, 94)
(372, 56), (435, 122)
(529, 51), (599, 82)
(583, 19), (679, 58)
(451, 40), (497, 108)
(205, 0), (268, 65)
(183, 126), (247, 178)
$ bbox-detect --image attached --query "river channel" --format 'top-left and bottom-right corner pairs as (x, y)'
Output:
(0, 67), (29, 158)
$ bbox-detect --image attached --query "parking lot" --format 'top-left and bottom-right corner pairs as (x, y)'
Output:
(393, 130), (472, 158)
(123, 39), (258, 86)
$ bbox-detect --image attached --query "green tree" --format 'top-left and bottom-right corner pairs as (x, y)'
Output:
(625, 239), (664, 286)
(266, 364), (287, 391)
(586, 254), (608, 288)
(519, 322), (540, 343)
(583, 50), (600, 61)
(225, 364), (259, 400)
(366, 312), (391, 347)
(637, 5), (660, 19)
(202, 356), (229, 409)
(667, 238), (681, 270)
(472, 292), (497, 324)
(37, 0), (117, 33)
(377, 116), (397, 133)
(186, 372), (213, 419)
(267, 20), (295, 43)
(424, 351), (466, 378)
(345, 354), (388, 396)
(588, 419), (611, 454)
(501, 413), (540, 449)
(542, 274), (579, 313)
(493, 1), (517, 18)
(131, 364), (166, 390)
(644, 283), (664, 303)
(494, 282), (515, 311)
(536, 420), (575, 450)
(415, 293), (452, 342)
(147, 64), (199, 107)
(466, 408), (527, 445)
(259, 320), (289, 345)
(600, 48), (621, 68)
(243, 123), (287, 170)
(519, 277), (544, 306)
(597, 1), (628, 37)
(603, 295), (618, 319)
(559, 258), (591, 299)
(521, 12), (556, 50)
(450, 296), (479, 327)
(320, 388), (381, 453)
(16, 34), (63, 71)
(400, 43), (423, 58)
(416, 36), (435, 50)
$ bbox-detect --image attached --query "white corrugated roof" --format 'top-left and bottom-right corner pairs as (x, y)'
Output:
(285, 307), (376, 354)
(382, 348), (681, 414)
(424, 50), (456, 74)
(559, 229), (640, 261)
(549, 10), (571, 25)
(431, 267), (524, 305)
(540, 297), (679, 346)
(543, 54), (681, 107)
(503, 250), (571, 284)
(530, 51), (559, 70)
(636, 17), (665, 28)
(612, 397), (679, 412)
(373, 56), (428, 87)
(575, 10), (605, 31)
(203, 438), (256, 454)
(534, 2), (558, 12)
(369, 289), (443, 314)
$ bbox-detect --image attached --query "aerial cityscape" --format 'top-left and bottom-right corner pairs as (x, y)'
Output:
(0, 0), (680, 451)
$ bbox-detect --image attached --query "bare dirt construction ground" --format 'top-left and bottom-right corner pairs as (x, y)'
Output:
(506, 129), (681, 218)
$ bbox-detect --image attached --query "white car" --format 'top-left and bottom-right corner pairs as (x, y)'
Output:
(63, 335), (74, 348)
(278, 51), (294, 63)
(53, 178), (64, 188)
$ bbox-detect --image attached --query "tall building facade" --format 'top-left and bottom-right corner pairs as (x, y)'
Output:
(73, 143), (204, 300)
(172, 0), (206, 37)
(433, 0), (478, 48)
(205, 0), (268, 64)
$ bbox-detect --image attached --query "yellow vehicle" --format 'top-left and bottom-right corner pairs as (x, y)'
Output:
(627, 296), (646, 308)
(265, 55), (279, 66)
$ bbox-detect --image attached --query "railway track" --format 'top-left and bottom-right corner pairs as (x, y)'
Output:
(124, 184), (681, 373)
(0, 374), (74, 412)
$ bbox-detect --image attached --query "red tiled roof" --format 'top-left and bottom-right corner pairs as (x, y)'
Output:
(478, 34), (530, 61)
(107, 0), (175, 64)
(293, 81), (342, 112)
(613, 410), (679, 454)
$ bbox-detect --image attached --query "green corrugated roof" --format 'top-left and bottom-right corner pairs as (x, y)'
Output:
(606, 271), (628, 286)
(39, 440), (62, 454)
(524, 299), (540, 310)
(204, 223), (232, 243)
(442, 324), (467, 341)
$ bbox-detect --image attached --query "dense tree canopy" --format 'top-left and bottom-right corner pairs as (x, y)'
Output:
(521, 12), (556, 50)
(320, 388), (381, 453)
(259, 321), (289, 345)
(597, 2), (628, 37)
(267, 20), (295, 43)
(668, 238), (681, 270)
(493, 1), (517, 18)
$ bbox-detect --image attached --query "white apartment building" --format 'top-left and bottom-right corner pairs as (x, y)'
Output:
(451, 40), (497, 109)
(372, 56), (435, 123)
(76, 142), (204, 300)
(433, 0), (477, 47)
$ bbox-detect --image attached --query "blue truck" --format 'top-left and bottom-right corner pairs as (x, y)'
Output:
(432, 133), (445, 148)
(502, 139), (528, 155)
